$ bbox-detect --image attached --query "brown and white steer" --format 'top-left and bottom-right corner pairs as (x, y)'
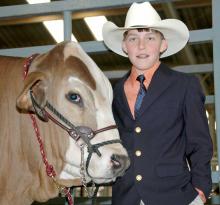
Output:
(0, 41), (130, 205)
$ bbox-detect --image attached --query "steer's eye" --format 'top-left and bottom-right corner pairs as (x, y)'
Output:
(66, 92), (83, 106)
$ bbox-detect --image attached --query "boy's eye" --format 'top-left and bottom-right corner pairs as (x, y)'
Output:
(147, 36), (155, 41)
(128, 37), (137, 42)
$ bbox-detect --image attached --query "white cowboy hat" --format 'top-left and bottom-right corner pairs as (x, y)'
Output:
(102, 2), (189, 58)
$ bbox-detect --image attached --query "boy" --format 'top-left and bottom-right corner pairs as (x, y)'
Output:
(102, 2), (213, 205)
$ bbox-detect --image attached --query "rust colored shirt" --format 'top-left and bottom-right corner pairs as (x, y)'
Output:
(124, 62), (161, 118)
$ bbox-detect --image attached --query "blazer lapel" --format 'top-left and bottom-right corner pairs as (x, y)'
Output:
(136, 63), (175, 118)
(114, 71), (134, 120)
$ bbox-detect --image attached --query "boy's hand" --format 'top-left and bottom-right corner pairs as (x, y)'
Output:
(195, 187), (206, 203)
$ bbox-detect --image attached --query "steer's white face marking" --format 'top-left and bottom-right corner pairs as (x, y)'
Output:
(57, 42), (129, 183)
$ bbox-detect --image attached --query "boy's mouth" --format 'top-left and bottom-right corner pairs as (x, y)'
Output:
(137, 54), (149, 59)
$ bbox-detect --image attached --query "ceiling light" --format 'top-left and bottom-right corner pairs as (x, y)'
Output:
(84, 16), (107, 41)
(26, 0), (77, 43)
(26, 0), (50, 4)
(43, 20), (77, 43)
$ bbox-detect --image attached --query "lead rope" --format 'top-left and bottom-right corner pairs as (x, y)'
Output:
(23, 54), (74, 205)
(29, 114), (74, 205)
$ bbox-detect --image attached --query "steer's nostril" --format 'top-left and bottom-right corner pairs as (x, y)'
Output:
(111, 154), (130, 177)
(111, 154), (122, 169)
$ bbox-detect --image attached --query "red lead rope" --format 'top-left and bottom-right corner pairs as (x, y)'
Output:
(23, 54), (73, 205)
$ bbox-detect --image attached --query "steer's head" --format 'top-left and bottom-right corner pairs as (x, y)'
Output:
(16, 41), (130, 185)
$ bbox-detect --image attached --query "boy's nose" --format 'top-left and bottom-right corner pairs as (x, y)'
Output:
(138, 39), (146, 49)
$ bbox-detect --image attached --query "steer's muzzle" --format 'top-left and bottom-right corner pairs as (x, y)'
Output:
(111, 154), (130, 177)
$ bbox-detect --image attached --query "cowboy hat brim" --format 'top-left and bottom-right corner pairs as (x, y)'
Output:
(102, 19), (189, 58)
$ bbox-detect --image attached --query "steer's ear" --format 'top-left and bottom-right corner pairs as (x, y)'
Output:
(16, 71), (48, 113)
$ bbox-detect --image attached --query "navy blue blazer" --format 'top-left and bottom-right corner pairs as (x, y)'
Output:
(112, 63), (213, 205)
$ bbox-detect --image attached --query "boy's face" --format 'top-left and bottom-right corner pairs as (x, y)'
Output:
(122, 29), (167, 72)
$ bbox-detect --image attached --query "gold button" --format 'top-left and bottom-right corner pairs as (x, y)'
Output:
(135, 127), (141, 133)
(136, 175), (142, 181)
(135, 150), (142, 157)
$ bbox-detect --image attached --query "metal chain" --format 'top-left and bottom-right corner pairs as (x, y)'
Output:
(80, 145), (96, 198)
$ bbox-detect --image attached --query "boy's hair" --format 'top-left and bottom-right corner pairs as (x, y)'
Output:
(123, 28), (165, 40)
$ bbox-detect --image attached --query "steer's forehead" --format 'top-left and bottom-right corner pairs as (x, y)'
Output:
(64, 55), (96, 90)
(63, 42), (113, 102)
(64, 42), (99, 90)
(34, 42), (112, 100)
(34, 42), (96, 90)
(63, 42), (101, 80)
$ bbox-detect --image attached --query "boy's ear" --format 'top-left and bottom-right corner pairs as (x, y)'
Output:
(160, 39), (168, 54)
(122, 41), (128, 55)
